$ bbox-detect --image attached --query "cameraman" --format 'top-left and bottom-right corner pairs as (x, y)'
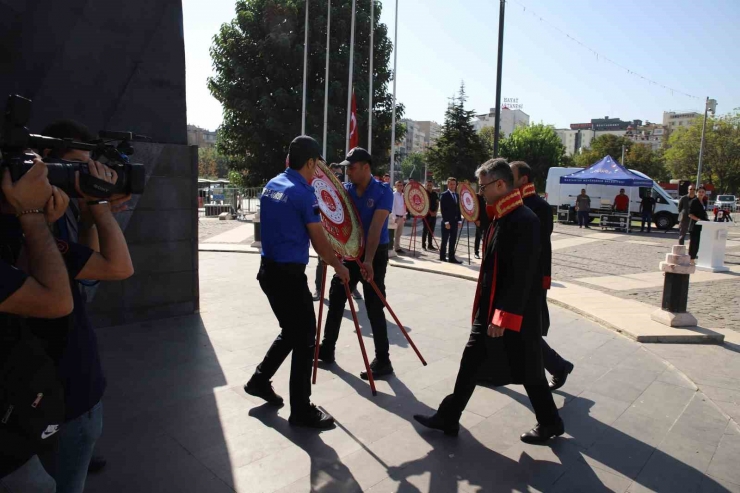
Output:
(1, 160), (72, 493)
(30, 120), (134, 493)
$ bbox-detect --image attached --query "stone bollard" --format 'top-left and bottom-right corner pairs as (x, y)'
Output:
(251, 211), (262, 249)
(651, 244), (697, 327)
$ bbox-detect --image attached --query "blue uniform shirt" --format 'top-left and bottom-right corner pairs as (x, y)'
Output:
(346, 177), (393, 245)
(260, 168), (320, 264)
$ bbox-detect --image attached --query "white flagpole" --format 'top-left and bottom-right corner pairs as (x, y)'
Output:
(301, 0), (309, 134)
(345, 0), (357, 156)
(367, 0), (374, 154)
(322, 0), (331, 157)
(389, 0), (399, 183)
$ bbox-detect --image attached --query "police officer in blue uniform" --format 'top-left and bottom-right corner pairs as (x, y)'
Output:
(318, 148), (395, 380)
(244, 136), (350, 430)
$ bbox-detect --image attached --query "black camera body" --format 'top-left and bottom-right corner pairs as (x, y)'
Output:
(1, 95), (147, 198)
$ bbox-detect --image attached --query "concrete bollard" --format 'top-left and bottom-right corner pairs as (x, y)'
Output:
(651, 244), (697, 327)
(251, 211), (262, 249)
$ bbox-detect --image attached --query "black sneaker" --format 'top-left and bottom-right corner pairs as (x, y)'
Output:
(360, 358), (394, 380)
(427, 246), (438, 252)
(352, 288), (363, 300)
(318, 344), (335, 364)
(312, 290), (320, 301)
(244, 377), (284, 406)
(289, 404), (335, 429)
(474, 253), (481, 259)
(448, 258), (463, 264)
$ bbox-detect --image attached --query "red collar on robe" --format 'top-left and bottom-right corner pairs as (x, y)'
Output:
(520, 183), (536, 199)
(473, 189), (525, 332)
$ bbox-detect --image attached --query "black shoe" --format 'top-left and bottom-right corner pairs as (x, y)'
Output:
(318, 344), (335, 364)
(549, 361), (574, 391)
(428, 246), (438, 252)
(312, 290), (320, 302)
(352, 288), (363, 300)
(474, 253), (481, 259)
(244, 377), (284, 406)
(88, 455), (107, 474)
(360, 358), (394, 380)
(520, 419), (565, 444)
(439, 257), (447, 262)
(448, 258), (462, 264)
(289, 404), (335, 429)
(395, 249), (405, 254)
(413, 413), (460, 437)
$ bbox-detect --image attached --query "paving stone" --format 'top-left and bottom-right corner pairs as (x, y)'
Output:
(706, 426), (740, 486)
(628, 381), (697, 422)
(550, 460), (632, 493)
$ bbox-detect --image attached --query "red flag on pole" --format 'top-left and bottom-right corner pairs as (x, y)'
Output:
(349, 90), (359, 150)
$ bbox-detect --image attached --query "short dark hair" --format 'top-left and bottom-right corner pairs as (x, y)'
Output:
(475, 158), (513, 188)
(510, 161), (532, 183)
(447, 177), (457, 183)
(41, 120), (96, 157)
(288, 135), (323, 170)
(697, 186), (706, 192)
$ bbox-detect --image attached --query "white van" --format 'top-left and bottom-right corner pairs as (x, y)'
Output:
(545, 167), (680, 230)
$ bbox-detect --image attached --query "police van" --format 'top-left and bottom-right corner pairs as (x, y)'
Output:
(545, 167), (680, 230)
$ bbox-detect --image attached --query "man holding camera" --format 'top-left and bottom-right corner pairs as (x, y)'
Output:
(0, 159), (73, 493)
(23, 121), (135, 493)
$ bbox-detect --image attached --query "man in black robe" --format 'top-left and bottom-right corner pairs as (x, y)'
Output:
(414, 158), (564, 444)
(511, 161), (574, 390)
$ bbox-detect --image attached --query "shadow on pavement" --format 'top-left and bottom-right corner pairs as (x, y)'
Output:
(85, 315), (235, 493)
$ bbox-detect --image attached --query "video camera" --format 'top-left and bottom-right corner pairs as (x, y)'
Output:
(1, 95), (147, 198)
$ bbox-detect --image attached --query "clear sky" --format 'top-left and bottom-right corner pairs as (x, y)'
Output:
(183, 0), (740, 132)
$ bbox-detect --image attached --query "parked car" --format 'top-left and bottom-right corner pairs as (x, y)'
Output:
(714, 195), (737, 212)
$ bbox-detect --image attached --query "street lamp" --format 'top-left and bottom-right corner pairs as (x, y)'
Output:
(696, 97), (717, 189)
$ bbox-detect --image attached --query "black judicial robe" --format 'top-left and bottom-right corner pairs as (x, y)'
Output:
(521, 183), (552, 335)
(475, 190), (546, 386)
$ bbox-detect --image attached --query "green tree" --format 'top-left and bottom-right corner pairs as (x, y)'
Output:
(664, 113), (740, 193)
(209, 0), (404, 186)
(499, 123), (566, 189)
(198, 147), (231, 179)
(573, 134), (633, 169)
(625, 144), (669, 182)
(478, 125), (496, 157)
(427, 83), (488, 183)
(399, 152), (426, 182)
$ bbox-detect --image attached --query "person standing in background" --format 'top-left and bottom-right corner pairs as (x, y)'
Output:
(440, 178), (462, 264)
(392, 180), (407, 254)
(422, 180), (439, 251)
(575, 189), (591, 229)
(640, 190), (657, 233)
(474, 191), (490, 259)
(677, 185), (695, 245)
(688, 187), (708, 264)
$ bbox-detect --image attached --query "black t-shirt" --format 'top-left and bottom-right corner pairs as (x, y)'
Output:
(428, 191), (439, 215)
(641, 196), (656, 212)
(27, 239), (106, 422)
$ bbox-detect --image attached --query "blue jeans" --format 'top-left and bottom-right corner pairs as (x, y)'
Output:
(0, 455), (56, 493)
(641, 213), (653, 232)
(40, 401), (103, 493)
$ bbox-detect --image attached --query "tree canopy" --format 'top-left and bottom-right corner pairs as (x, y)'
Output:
(573, 133), (669, 182)
(499, 124), (567, 190)
(426, 84), (488, 183)
(664, 113), (740, 193)
(209, 0), (404, 186)
(399, 152), (426, 182)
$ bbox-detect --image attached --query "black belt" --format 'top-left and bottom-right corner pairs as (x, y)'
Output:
(260, 258), (306, 273)
(395, 215), (405, 218)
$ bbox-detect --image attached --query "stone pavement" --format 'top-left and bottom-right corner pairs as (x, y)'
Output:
(86, 252), (740, 493)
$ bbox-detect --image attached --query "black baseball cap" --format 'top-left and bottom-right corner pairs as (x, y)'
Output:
(340, 147), (372, 167)
(288, 135), (324, 169)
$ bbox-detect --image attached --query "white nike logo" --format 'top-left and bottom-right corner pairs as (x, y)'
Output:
(41, 425), (59, 440)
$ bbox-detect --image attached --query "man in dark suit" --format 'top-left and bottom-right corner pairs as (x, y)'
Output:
(473, 192), (491, 259)
(511, 161), (574, 391)
(439, 177), (462, 264)
(415, 159), (564, 444)
(422, 180), (439, 251)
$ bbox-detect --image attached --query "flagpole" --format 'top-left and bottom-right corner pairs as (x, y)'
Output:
(322, 0), (331, 157)
(345, 0), (357, 156)
(302, 0), (310, 134)
(367, 0), (374, 154)
(389, 0), (399, 183)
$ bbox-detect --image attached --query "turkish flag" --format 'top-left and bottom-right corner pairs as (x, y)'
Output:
(349, 90), (359, 150)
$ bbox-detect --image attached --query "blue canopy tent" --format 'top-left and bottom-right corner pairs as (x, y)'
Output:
(560, 155), (653, 232)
